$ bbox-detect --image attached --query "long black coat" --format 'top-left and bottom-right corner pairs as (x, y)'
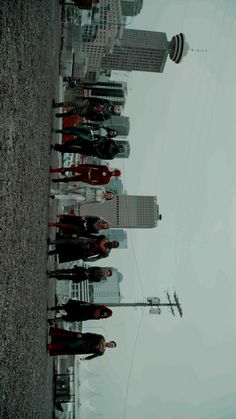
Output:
(61, 299), (112, 322)
(59, 215), (100, 235)
(55, 235), (109, 263)
(49, 266), (107, 282)
(49, 327), (105, 358)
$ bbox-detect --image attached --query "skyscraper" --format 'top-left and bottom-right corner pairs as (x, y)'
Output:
(80, 80), (127, 106)
(121, 0), (143, 17)
(104, 229), (128, 249)
(92, 268), (123, 303)
(102, 30), (188, 73)
(79, 195), (162, 228)
(100, 115), (130, 137)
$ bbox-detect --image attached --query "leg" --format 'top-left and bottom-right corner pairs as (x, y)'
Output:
(48, 222), (75, 230)
(48, 249), (58, 256)
(52, 101), (65, 108)
(55, 109), (77, 118)
(48, 305), (64, 311)
(49, 167), (66, 173)
(52, 175), (82, 183)
(52, 178), (69, 183)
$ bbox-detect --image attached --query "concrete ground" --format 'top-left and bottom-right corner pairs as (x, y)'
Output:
(0, 1), (62, 417)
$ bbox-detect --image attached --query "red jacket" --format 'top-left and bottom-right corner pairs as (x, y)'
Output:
(66, 164), (113, 185)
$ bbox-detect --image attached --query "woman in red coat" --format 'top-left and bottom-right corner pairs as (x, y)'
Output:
(51, 164), (121, 185)
(48, 327), (116, 359)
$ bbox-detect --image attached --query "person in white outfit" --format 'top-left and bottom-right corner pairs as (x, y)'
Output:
(50, 186), (115, 205)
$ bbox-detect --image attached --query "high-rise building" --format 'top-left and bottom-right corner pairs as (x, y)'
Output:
(91, 268), (123, 303)
(80, 195), (162, 228)
(80, 80), (127, 106)
(106, 178), (124, 195)
(121, 0), (143, 17)
(104, 229), (128, 248)
(100, 115), (130, 137)
(81, 0), (123, 78)
(56, 266), (122, 304)
(102, 30), (188, 73)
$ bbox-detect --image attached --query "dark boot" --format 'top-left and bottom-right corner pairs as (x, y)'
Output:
(53, 100), (64, 108)
(48, 249), (57, 256)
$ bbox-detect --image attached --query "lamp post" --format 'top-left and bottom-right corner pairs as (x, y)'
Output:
(103, 291), (183, 317)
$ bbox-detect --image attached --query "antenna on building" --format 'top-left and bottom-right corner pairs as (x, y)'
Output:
(190, 47), (208, 53)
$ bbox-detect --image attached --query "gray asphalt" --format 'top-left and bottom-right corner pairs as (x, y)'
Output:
(0, 1), (61, 417)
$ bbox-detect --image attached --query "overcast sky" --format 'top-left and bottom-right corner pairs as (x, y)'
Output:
(76, 1), (236, 418)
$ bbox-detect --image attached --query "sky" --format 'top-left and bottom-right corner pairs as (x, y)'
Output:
(75, 1), (236, 418)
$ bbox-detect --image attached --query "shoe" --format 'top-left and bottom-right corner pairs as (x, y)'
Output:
(52, 99), (58, 108)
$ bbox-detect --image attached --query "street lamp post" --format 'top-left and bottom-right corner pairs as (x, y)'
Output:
(103, 292), (183, 317)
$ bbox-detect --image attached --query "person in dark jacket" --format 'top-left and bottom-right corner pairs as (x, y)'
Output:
(53, 97), (123, 121)
(48, 266), (112, 282)
(48, 235), (119, 263)
(51, 164), (121, 185)
(48, 327), (116, 359)
(51, 137), (124, 160)
(53, 125), (118, 139)
(48, 215), (110, 236)
(48, 299), (113, 323)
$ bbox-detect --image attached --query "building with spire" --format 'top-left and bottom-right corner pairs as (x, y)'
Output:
(102, 30), (188, 73)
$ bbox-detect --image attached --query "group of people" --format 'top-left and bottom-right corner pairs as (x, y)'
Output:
(47, 266), (116, 359)
(47, 97), (126, 360)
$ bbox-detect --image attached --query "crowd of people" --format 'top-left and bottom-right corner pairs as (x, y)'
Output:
(48, 96), (128, 360)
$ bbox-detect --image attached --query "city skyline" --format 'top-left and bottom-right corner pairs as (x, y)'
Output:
(74, 1), (236, 419)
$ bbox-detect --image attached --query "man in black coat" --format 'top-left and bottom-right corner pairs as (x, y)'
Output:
(48, 235), (119, 263)
(47, 266), (112, 282)
(52, 137), (124, 160)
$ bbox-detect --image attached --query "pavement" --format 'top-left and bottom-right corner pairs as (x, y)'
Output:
(0, 1), (63, 417)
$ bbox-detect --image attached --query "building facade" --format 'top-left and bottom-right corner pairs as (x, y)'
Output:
(92, 268), (122, 303)
(81, 0), (123, 80)
(121, 0), (143, 16)
(80, 80), (127, 106)
(79, 195), (162, 228)
(56, 266), (122, 304)
(102, 29), (188, 73)
(104, 229), (128, 248)
(99, 115), (130, 137)
(102, 29), (168, 73)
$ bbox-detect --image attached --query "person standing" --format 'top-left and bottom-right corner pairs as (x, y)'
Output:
(50, 164), (121, 186)
(51, 137), (124, 160)
(53, 125), (118, 139)
(48, 327), (116, 359)
(47, 300), (113, 323)
(53, 97), (123, 121)
(48, 266), (112, 282)
(49, 215), (110, 235)
(50, 186), (115, 205)
(48, 235), (119, 263)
